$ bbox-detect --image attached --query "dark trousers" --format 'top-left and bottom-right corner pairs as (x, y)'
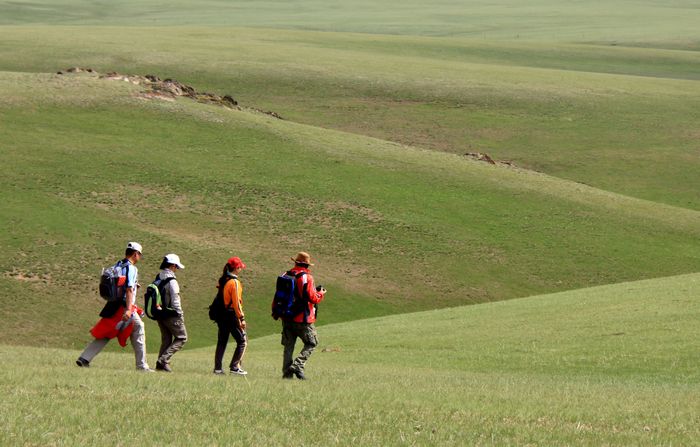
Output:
(214, 316), (247, 371)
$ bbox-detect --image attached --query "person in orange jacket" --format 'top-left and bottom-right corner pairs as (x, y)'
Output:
(213, 256), (248, 375)
(278, 252), (326, 380)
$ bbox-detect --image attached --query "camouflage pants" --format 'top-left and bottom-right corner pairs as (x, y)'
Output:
(281, 320), (318, 375)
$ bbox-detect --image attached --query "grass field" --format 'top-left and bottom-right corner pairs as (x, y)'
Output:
(1, 273), (698, 446)
(0, 25), (698, 211)
(1, 70), (698, 350)
(0, 2), (699, 444)
(2, 0), (700, 45)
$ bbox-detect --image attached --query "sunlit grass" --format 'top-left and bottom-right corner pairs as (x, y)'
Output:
(1, 273), (698, 445)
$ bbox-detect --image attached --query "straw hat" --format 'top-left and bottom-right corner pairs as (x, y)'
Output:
(291, 251), (314, 266)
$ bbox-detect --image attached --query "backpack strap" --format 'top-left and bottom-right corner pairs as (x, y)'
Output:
(158, 276), (175, 291)
(158, 276), (176, 309)
(117, 259), (130, 304)
(290, 271), (312, 322)
(219, 275), (235, 309)
(287, 271), (308, 300)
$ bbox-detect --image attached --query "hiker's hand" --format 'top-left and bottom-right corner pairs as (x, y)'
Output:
(122, 309), (132, 321)
(240, 320), (247, 330)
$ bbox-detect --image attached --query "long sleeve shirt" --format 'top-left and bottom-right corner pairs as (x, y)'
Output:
(289, 266), (325, 324)
(223, 275), (244, 321)
(158, 269), (182, 316)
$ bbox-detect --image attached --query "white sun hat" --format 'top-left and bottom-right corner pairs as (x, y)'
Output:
(126, 241), (143, 253)
(164, 253), (185, 269)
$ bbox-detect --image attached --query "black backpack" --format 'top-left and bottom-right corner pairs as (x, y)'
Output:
(209, 275), (233, 321)
(99, 261), (128, 302)
(144, 275), (176, 320)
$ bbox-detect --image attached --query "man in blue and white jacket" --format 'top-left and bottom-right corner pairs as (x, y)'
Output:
(76, 242), (152, 371)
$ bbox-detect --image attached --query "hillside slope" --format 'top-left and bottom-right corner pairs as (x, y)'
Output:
(1, 70), (698, 349)
(0, 26), (699, 210)
(2, 273), (698, 445)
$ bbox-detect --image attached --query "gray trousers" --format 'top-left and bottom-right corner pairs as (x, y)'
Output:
(80, 313), (148, 370)
(157, 316), (188, 365)
(282, 320), (318, 374)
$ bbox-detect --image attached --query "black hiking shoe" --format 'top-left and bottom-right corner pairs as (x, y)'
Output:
(293, 369), (306, 380)
(76, 357), (90, 368)
(156, 361), (172, 372)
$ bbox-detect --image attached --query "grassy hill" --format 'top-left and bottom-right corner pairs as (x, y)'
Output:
(2, 273), (698, 445)
(1, 70), (698, 350)
(1, 2), (698, 444)
(0, 26), (698, 211)
(2, 0), (700, 45)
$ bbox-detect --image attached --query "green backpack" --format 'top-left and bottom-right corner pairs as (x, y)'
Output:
(144, 275), (176, 320)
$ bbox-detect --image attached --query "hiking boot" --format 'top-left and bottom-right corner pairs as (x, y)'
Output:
(294, 369), (306, 380)
(213, 369), (225, 375)
(75, 357), (90, 368)
(230, 367), (248, 376)
(138, 367), (155, 373)
(156, 361), (172, 372)
(282, 372), (294, 379)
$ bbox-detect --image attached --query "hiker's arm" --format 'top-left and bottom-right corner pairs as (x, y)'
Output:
(306, 276), (325, 304)
(232, 280), (246, 330)
(122, 287), (136, 320)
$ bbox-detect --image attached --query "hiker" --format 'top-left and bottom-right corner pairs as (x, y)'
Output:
(212, 256), (248, 375)
(154, 254), (188, 372)
(76, 242), (153, 371)
(274, 252), (326, 380)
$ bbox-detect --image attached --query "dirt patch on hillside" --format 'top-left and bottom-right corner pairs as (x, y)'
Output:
(3, 268), (52, 284)
(56, 67), (283, 119)
(462, 151), (518, 168)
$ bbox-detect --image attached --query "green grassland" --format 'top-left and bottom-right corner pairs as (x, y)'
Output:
(2, 0), (700, 45)
(1, 273), (698, 446)
(1, 70), (699, 351)
(0, 25), (698, 211)
(1, 1), (699, 445)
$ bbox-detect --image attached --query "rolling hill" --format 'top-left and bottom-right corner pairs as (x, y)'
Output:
(1, 2), (698, 445)
(1, 69), (698, 350)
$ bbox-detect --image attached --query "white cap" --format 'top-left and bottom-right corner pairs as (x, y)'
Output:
(164, 253), (185, 269)
(127, 241), (143, 253)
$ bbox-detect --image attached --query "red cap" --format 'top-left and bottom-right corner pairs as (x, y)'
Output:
(227, 256), (246, 269)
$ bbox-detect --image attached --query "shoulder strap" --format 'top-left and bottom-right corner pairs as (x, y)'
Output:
(121, 260), (130, 285)
(220, 275), (235, 309)
(292, 271), (308, 300)
(117, 260), (130, 302)
(158, 276), (175, 290)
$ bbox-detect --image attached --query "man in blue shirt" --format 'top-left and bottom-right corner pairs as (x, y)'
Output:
(76, 242), (153, 371)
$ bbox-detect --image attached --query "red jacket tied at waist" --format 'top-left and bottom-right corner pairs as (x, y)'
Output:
(90, 305), (143, 347)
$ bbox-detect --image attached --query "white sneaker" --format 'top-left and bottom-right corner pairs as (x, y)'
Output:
(230, 368), (248, 375)
(213, 369), (225, 375)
